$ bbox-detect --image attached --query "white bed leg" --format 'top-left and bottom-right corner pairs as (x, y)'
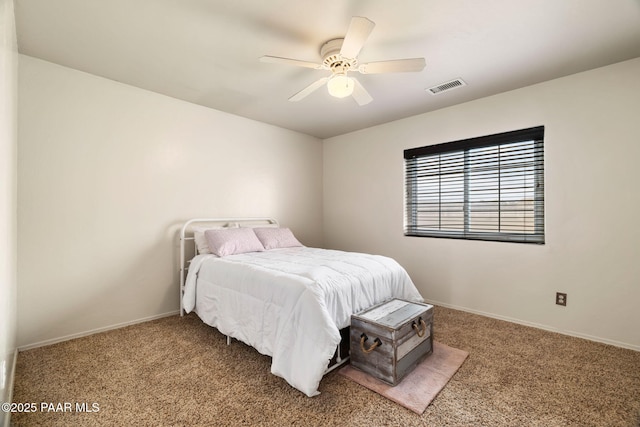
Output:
(226, 335), (231, 346)
(324, 340), (349, 375)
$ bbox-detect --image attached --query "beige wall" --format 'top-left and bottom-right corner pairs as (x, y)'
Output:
(15, 51), (640, 352)
(0, 0), (18, 421)
(324, 58), (640, 350)
(17, 55), (323, 348)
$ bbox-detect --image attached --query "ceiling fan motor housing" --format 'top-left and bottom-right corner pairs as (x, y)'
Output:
(321, 38), (358, 73)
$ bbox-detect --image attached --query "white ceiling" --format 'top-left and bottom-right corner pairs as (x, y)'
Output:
(15, 0), (640, 139)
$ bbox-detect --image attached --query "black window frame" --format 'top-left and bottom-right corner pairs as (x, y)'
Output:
(404, 126), (545, 244)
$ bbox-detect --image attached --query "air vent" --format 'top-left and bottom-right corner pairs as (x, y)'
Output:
(426, 78), (466, 95)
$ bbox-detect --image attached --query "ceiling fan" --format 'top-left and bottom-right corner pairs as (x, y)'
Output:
(260, 16), (426, 105)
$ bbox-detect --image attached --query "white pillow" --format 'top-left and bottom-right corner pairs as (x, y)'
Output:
(253, 227), (303, 250)
(192, 223), (238, 254)
(204, 228), (265, 257)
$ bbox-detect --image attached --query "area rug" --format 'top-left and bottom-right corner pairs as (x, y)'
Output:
(338, 341), (469, 415)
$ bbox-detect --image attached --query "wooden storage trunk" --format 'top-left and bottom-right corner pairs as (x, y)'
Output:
(350, 299), (434, 385)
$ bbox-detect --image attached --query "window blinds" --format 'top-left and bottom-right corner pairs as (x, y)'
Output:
(404, 126), (545, 244)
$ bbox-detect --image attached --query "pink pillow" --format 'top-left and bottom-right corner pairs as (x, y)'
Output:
(204, 228), (265, 257)
(253, 227), (303, 250)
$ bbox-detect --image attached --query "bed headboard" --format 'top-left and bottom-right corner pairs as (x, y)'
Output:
(179, 217), (278, 316)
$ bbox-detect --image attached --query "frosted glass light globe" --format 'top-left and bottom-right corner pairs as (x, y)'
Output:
(327, 74), (354, 98)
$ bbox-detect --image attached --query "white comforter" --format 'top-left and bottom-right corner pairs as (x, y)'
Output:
(182, 247), (422, 397)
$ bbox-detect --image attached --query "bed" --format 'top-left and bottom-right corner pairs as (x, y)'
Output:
(179, 218), (423, 397)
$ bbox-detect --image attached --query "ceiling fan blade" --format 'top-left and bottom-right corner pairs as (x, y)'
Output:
(358, 58), (426, 74)
(260, 55), (323, 70)
(288, 77), (330, 102)
(351, 78), (373, 106)
(340, 16), (375, 59)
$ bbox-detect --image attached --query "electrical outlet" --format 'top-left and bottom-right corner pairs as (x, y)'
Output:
(556, 292), (567, 306)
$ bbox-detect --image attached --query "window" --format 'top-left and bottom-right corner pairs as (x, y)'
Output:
(404, 126), (544, 244)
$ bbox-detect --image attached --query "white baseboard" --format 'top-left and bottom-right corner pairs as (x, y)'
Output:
(425, 299), (640, 352)
(2, 349), (17, 427)
(16, 304), (639, 353)
(17, 311), (180, 351)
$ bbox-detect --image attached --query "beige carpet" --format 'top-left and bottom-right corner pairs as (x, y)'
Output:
(339, 341), (469, 414)
(11, 306), (640, 426)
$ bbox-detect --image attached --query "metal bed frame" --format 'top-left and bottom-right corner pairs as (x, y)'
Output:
(178, 217), (349, 374)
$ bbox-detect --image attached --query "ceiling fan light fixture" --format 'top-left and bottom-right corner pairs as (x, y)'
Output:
(327, 74), (354, 98)
(262, 16), (425, 105)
